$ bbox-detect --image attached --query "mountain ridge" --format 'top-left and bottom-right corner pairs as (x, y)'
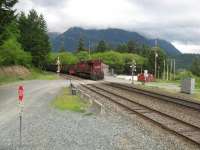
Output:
(49, 27), (181, 56)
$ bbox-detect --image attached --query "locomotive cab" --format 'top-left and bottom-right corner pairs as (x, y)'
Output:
(90, 60), (104, 80)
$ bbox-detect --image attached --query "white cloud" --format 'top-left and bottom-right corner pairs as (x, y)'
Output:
(15, 0), (200, 53)
(173, 42), (200, 54)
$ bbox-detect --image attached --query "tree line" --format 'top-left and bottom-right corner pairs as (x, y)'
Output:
(0, 0), (50, 68)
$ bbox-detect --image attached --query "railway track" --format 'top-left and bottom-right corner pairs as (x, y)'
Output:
(82, 83), (200, 146)
(105, 82), (200, 112)
(59, 73), (83, 81)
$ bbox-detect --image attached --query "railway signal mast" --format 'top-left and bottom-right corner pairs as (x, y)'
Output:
(130, 60), (136, 84)
(56, 56), (61, 73)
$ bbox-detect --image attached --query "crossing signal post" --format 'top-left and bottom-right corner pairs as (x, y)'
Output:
(130, 61), (136, 84)
(56, 56), (61, 73)
(18, 85), (24, 146)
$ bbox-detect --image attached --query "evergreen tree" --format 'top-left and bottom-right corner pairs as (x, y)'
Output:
(148, 47), (167, 75)
(0, 21), (32, 66)
(191, 57), (200, 76)
(59, 47), (65, 52)
(18, 10), (51, 68)
(140, 44), (151, 56)
(97, 40), (107, 52)
(127, 40), (137, 53)
(77, 38), (85, 52)
(0, 0), (18, 45)
(116, 43), (128, 52)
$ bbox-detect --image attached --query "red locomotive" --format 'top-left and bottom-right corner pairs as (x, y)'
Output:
(46, 59), (104, 80)
(138, 73), (154, 82)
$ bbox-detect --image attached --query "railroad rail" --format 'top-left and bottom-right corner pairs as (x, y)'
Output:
(82, 83), (200, 146)
(59, 73), (83, 81)
(105, 82), (200, 112)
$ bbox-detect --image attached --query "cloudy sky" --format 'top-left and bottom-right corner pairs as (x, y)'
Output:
(15, 0), (200, 53)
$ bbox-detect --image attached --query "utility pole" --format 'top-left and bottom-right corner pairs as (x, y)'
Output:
(170, 59), (173, 80)
(167, 61), (169, 81)
(173, 59), (176, 80)
(154, 39), (158, 79)
(88, 40), (91, 57)
(163, 60), (166, 80)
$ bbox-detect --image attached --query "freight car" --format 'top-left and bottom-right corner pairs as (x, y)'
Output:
(46, 60), (104, 80)
(138, 73), (154, 82)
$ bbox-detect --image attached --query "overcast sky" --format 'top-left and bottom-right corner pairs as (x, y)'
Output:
(15, 0), (200, 53)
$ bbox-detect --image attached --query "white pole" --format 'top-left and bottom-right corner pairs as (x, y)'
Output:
(167, 62), (169, 81)
(163, 60), (165, 80)
(170, 59), (173, 80)
(174, 59), (176, 80)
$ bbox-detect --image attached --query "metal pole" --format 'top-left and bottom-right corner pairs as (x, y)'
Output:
(170, 59), (173, 80)
(163, 60), (165, 80)
(132, 66), (134, 84)
(20, 115), (22, 146)
(155, 52), (157, 79)
(174, 59), (176, 80)
(19, 106), (23, 146)
(167, 62), (169, 81)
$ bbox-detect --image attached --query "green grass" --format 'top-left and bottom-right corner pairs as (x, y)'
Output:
(144, 79), (200, 101)
(51, 88), (89, 112)
(27, 68), (59, 80)
(0, 68), (59, 85)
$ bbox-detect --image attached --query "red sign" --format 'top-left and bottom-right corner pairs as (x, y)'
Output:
(18, 86), (24, 102)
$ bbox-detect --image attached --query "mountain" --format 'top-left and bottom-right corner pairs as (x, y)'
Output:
(49, 27), (181, 56)
(48, 32), (60, 43)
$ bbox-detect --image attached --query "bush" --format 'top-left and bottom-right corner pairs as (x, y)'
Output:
(91, 51), (146, 74)
(48, 52), (78, 64)
(0, 38), (32, 67)
(76, 51), (90, 61)
(175, 70), (194, 80)
(191, 57), (200, 76)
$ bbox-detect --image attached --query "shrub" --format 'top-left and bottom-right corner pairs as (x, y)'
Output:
(91, 51), (146, 74)
(0, 38), (32, 67)
(48, 52), (78, 64)
(76, 51), (90, 61)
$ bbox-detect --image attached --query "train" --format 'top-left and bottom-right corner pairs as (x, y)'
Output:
(46, 59), (104, 80)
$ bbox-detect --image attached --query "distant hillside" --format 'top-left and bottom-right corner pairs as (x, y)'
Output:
(48, 32), (60, 42)
(49, 27), (181, 56)
(175, 54), (200, 70)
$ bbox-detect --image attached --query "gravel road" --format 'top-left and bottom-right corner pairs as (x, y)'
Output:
(0, 80), (199, 150)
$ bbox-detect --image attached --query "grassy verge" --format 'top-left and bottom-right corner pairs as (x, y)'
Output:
(51, 88), (89, 112)
(143, 80), (200, 101)
(0, 68), (59, 85)
(27, 68), (59, 80)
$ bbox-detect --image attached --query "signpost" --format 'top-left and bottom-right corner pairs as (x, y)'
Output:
(18, 85), (24, 146)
